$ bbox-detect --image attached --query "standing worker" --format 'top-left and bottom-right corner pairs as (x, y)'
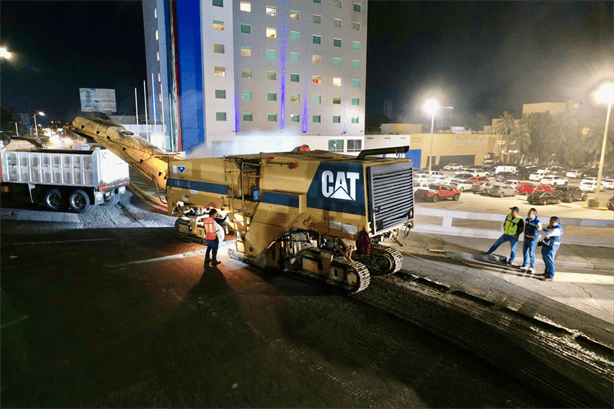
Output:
(484, 206), (525, 265)
(536, 216), (563, 281)
(203, 208), (227, 267)
(519, 208), (542, 274)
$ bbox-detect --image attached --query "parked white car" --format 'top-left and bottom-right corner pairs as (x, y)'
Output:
(463, 168), (489, 177)
(529, 169), (548, 181)
(540, 175), (568, 186)
(450, 178), (473, 192)
(442, 163), (464, 171)
(565, 169), (583, 178)
(601, 178), (614, 189)
(413, 181), (430, 192)
(505, 180), (522, 189)
(579, 179), (606, 192)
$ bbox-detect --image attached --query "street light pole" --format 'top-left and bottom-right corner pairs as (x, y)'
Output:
(592, 82), (613, 207)
(33, 111), (45, 138)
(428, 111), (435, 176)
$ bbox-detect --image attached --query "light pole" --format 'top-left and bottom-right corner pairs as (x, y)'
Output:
(0, 46), (11, 60)
(592, 81), (614, 207)
(423, 99), (439, 176)
(33, 111), (45, 138)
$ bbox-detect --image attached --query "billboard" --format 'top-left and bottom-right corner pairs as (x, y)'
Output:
(79, 88), (116, 113)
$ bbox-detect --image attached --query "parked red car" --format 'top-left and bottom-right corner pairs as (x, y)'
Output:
(515, 182), (554, 195)
(415, 184), (461, 202)
(470, 176), (489, 184)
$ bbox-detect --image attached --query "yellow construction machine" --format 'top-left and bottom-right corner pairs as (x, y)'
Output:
(69, 117), (415, 293)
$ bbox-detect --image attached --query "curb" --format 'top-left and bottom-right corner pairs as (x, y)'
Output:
(127, 182), (168, 214)
(445, 251), (612, 271)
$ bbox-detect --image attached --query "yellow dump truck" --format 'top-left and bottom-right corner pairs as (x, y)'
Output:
(69, 117), (415, 293)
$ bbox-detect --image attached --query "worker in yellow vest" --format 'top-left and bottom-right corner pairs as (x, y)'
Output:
(484, 206), (525, 265)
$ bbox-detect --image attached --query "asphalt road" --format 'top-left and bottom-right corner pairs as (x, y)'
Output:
(2, 192), (611, 407)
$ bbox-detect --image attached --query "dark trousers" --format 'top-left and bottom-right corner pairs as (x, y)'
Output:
(205, 238), (219, 263)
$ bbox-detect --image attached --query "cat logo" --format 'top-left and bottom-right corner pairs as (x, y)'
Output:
(321, 171), (360, 201)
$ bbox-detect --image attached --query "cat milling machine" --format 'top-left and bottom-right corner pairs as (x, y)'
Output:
(69, 117), (415, 293)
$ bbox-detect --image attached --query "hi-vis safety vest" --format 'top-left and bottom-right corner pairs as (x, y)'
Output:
(504, 215), (522, 235)
(203, 217), (217, 240)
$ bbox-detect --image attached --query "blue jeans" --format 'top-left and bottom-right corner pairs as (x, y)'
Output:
(521, 237), (538, 268)
(541, 245), (558, 279)
(205, 238), (219, 263)
(487, 234), (519, 263)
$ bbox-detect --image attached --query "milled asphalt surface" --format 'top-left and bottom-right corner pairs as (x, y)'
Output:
(128, 168), (613, 338)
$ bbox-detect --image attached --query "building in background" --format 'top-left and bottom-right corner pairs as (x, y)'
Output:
(522, 102), (567, 117)
(142, 0), (368, 155)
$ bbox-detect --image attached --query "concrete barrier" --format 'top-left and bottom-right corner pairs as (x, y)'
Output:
(413, 207), (614, 247)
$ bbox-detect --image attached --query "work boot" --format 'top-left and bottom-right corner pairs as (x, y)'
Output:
(211, 260), (221, 266)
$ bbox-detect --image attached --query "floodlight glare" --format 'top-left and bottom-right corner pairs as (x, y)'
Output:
(594, 82), (614, 105)
(423, 98), (440, 115)
(0, 46), (11, 60)
(38, 112), (45, 116)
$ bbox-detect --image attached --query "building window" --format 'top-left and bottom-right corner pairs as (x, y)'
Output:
(289, 31), (300, 42)
(241, 69), (252, 79)
(313, 35), (321, 45)
(266, 5), (276, 16)
(332, 57), (342, 66)
(215, 90), (226, 99)
(333, 96), (341, 104)
(239, 1), (251, 12)
(334, 18), (341, 27)
(333, 38), (341, 47)
(267, 71), (277, 80)
(240, 24), (251, 34)
(333, 116), (341, 123)
(314, 0), (321, 3)
(347, 139), (362, 152)
(155, 29), (159, 40)
(290, 52), (299, 62)
(213, 19), (224, 30)
(266, 49), (276, 60)
(290, 10), (299, 20)
(157, 51), (160, 61)
(353, 22), (361, 30)
(241, 91), (253, 100)
(267, 92), (277, 101)
(312, 55), (321, 64)
(268, 113), (277, 122)
(333, 77), (341, 86)
(216, 112), (227, 121)
(351, 116), (359, 123)
(154, 7), (157, 18)
(313, 14), (321, 24)
(329, 140), (344, 153)
(334, 0), (342, 8)
(352, 60), (360, 68)
(214, 66), (226, 76)
(213, 43), (225, 53)
(353, 41), (360, 50)
(158, 72), (161, 82)
(353, 3), (362, 12)
(313, 115), (321, 123)
(240, 47), (252, 57)
(290, 73), (299, 82)
(312, 95), (321, 104)
(243, 113), (253, 122)
(291, 114), (300, 122)
(266, 27), (277, 38)
(212, 0), (223, 7)
(352, 97), (359, 106)
(290, 94), (300, 103)
(312, 75), (322, 84)
(352, 79), (360, 87)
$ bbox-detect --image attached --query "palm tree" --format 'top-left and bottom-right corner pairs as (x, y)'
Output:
(508, 123), (532, 163)
(547, 109), (578, 164)
(496, 111), (516, 162)
(585, 121), (614, 164)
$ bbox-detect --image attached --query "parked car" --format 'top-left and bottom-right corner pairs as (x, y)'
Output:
(413, 181), (430, 192)
(449, 178), (473, 192)
(495, 172), (515, 182)
(487, 184), (518, 197)
(554, 186), (587, 202)
(565, 169), (583, 178)
(506, 180), (521, 189)
(607, 196), (614, 211)
(494, 165), (518, 175)
(533, 185), (556, 194)
(547, 166), (565, 175)
(515, 182), (538, 195)
(540, 175), (568, 186)
(442, 163), (464, 171)
(455, 172), (476, 179)
(472, 181), (495, 194)
(528, 190), (561, 205)
(422, 169), (443, 176)
(579, 179), (606, 192)
(581, 168), (599, 178)
(601, 178), (614, 189)
(529, 169), (548, 181)
(415, 184), (461, 202)
(470, 176), (490, 184)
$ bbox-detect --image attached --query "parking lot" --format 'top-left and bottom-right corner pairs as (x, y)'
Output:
(416, 169), (614, 220)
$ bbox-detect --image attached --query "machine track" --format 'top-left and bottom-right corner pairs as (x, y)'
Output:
(353, 244), (403, 276)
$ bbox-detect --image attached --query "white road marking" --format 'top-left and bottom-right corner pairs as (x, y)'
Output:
(5, 238), (113, 246)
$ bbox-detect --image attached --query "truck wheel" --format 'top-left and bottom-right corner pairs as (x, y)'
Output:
(432, 195), (439, 202)
(68, 189), (91, 213)
(101, 194), (120, 206)
(499, 192), (504, 198)
(44, 189), (64, 211)
(453, 193), (460, 201)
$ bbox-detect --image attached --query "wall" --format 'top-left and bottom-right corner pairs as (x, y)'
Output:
(379, 123), (422, 134)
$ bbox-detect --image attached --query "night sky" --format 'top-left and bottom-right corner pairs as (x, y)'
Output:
(2, 1), (612, 130)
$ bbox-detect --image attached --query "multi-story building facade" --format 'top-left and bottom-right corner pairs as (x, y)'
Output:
(143, 0), (367, 155)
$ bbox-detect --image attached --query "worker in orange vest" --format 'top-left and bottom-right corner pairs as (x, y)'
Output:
(203, 208), (227, 267)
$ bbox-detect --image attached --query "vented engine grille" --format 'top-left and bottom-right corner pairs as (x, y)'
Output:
(367, 161), (414, 234)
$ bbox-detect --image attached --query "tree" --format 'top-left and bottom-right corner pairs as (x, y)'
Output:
(508, 122), (532, 163)
(523, 111), (553, 163)
(547, 109), (579, 164)
(585, 120), (614, 164)
(495, 111), (516, 162)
